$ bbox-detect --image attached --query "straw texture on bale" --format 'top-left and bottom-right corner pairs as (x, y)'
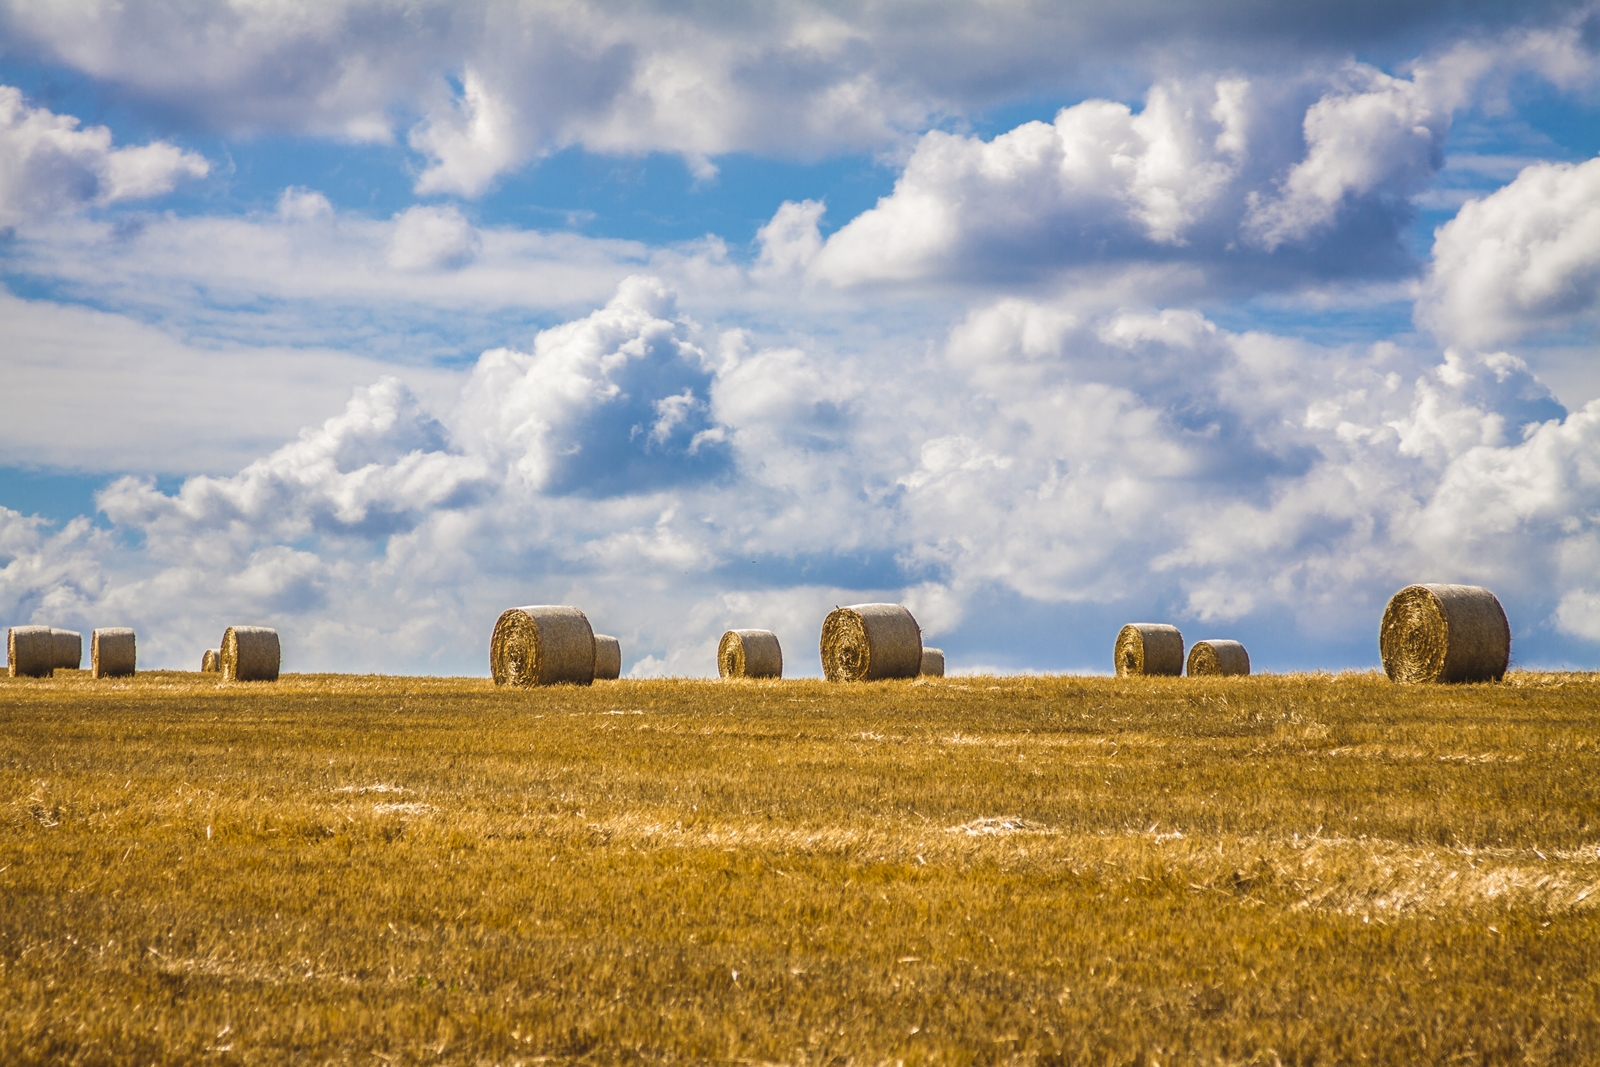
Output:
(91, 628), (137, 678)
(718, 629), (783, 679)
(1115, 623), (1185, 677)
(221, 626), (281, 682)
(593, 634), (622, 681)
(51, 628), (82, 670)
(201, 649), (221, 673)
(1380, 583), (1510, 684)
(920, 647), (946, 678)
(1186, 639), (1249, 677)
(820, 604), (923, 682)
(8, 626), (55, 678)
(490, 606), (595, 687)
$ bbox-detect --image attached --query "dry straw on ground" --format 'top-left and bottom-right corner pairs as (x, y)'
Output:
(7, 625), (55, 678)
(1380, 583), (1510, 684)
(718, 629), (783, 679)
(1115, 623), (1185, 676)
(50, 628), (81, 670)
(221, 626), (281, 682)
(90, 628), (136, 679)
(490, 606), (595, 687)
(1187, 639), (1250, 677)
(201, 648), (220, 673)
(920, 647), (946, 677)
(593, 634), (622, 680)
(820, 603), (923, 682)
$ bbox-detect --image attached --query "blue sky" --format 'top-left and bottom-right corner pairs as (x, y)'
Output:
(3, 1), (1599, 675)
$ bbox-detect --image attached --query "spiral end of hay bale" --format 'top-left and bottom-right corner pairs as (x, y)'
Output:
(1186, 639), (1249, 677)
(718, 629), (783, 679)
(594, 634), (622, 680)
(91, 628), (137, 679)
(491, 606), (595, 687)
(221, 626), (281, 682)
(201, 649), (221, 673)
(820, 604), (923, 682)
(920, 648), (946, 678)
(1115, 623), (1184, 677)
(8, 626), (55, 678)
(1380, 583), (1509, 684)
(51, 628), (82, 670)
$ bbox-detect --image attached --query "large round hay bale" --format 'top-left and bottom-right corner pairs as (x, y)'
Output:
(1380, 583), (1510, 684)
(1186, 639), (1249, 677)
(91, 628), (137, 678)
(490, 606), (595, 687)
(201, 648), (221, 673)
(594, 634), (622, 680)
(718, 629), (783, 679)
(920, 647), (946, 677)
(1115, 623), (1184, 677)
(221, 626), (281, 682)
(51, 628), (82, 670)
(8, 626), (55, 678)
(820, 604), (923, 682)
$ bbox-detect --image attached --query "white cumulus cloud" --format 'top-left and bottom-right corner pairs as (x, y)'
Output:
(0, 85), (208, 222)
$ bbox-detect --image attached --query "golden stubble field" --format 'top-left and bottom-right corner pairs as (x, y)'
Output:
(2, 670), (1599, 1066)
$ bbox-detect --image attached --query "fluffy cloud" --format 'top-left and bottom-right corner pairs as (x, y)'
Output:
(1422, 157), (1600, 349)
(2, 1), (1589, 193)
(0, 85), (208, 222)
(6, 272), (1599, 674)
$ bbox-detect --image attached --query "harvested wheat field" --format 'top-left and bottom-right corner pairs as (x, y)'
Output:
(3, 670), (1600, 1065)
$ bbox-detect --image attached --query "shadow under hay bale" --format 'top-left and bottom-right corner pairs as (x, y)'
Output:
(594, 634), (622, 680)
(491, 606), (595, 687)
(8, 626), (55, 678)
(1380, 583), (1510, 684)
(920, 647), (946, 677)
(820, 604), (922, 682)
(51, 629), (82, 670)
(1187, 639), (1249, 677)
(91, 628), (137, 678)
(1115, 623), (1184, 677)
(718, 629), (783, 679)
(221, 626), (281, 682)
(201, 648), (221, 673)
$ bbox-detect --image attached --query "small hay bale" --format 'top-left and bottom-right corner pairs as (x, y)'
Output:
(91, 628), (137, 678)
(594, 634), (622, 680)
(1114, 623), (1184, 677)
(201, 649), (221, 673)
(8, 625), (55, 678)
(1380, 583), (1510, 684)
(718, 629), (783, 679)
(490, 606), (595, 687)
(51, 628), (82, 670)
(820, 604), (922, 682)
(1186, 639), (1249, 677)
(221, 626), (281, 682)
(920, 647), (946, 677)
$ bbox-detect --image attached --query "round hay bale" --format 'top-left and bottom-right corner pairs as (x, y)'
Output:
(820, 604), (922, 682)
(490, 606), (595, 687)
(1380, 583), (1510, 684)
(594, 634), (622, 680)
(221, 626), (281, 682)
(718, 629), (783, 679)
(1186, 639), (1249, 677)
(8, 625), (56, 678)
(920, 647), (946, 678)
(201, 648), (221, 673)
(51, 628), (82, 670)
(1115, 623), (1184, 677)
(91, 628), (137, 679)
